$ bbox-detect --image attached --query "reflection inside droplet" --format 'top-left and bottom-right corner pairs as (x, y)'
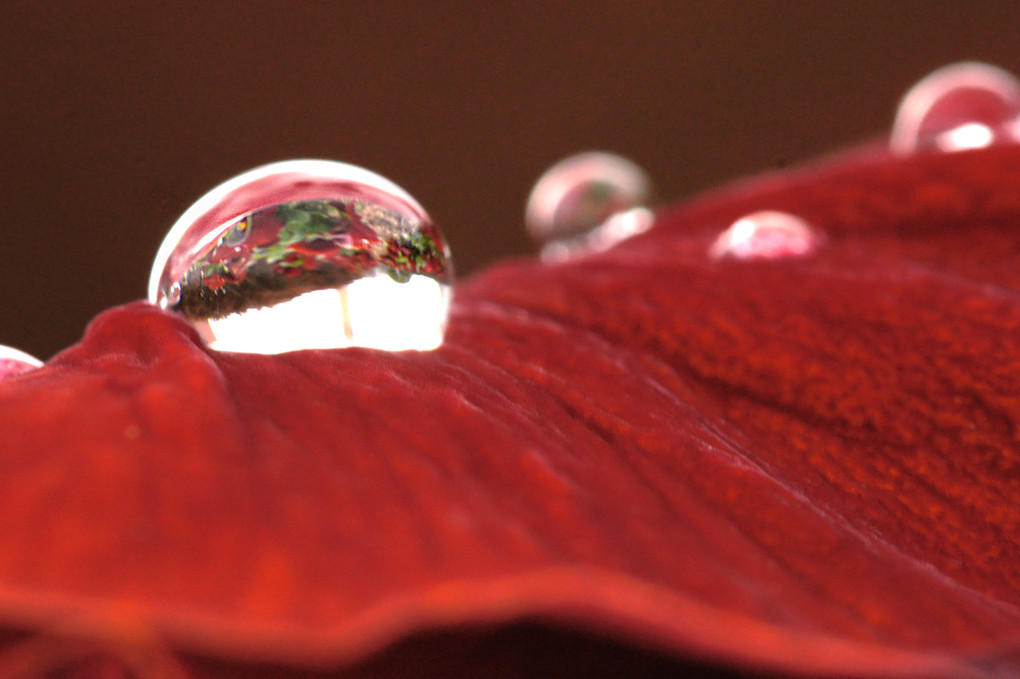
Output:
(526, 151), (654, 262)
(891, 62), (1020, 155)
(710, 211), (818, 260)
(149, 160), (452, 354)
(0, 345), (42, 379)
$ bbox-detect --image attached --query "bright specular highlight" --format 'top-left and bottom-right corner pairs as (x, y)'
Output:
(0, 345), (43, 380)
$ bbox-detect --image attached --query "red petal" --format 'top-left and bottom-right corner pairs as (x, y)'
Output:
(1, 144), (1019, 678)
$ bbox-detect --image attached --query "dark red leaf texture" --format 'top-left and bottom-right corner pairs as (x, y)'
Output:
(1, 143), (1019, 679)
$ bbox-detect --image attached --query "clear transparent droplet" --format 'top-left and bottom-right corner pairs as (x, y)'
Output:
(710, 211), (819, 261)
(0, 345), (42, 380)
(891, 62), (1020, 155)
(149, 160), (452, 354)
(525, 151), (654, 262)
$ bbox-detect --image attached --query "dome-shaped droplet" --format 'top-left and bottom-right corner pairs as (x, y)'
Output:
(149, 160), (452, 354)
(0, 345), (42, 379)
(710, 211), (818, 261)
(891, 62), (1020, 155)
(525, 151), (654, 262)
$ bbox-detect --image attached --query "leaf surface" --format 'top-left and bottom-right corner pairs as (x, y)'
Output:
(1, 145), (1018, 678)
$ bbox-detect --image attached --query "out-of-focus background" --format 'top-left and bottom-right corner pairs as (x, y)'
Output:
(2, 2), (1018, 358)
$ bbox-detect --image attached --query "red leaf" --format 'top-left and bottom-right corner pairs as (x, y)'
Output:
(1, 144), (1019, 678)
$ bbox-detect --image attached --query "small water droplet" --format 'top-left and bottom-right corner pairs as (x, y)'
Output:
(0, 345), (42, 379)
(710, 211), (818, 260)
(161, 282), (181, 309)
(525, 151), (654, 262)
(149, 160), (452, 354)
(891, 62), (1020, 155)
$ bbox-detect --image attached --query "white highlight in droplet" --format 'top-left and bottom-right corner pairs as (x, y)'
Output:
(0, 345), (43, 379)
(198, 273), (449, 354)
(344, 273), (449, 351)
(936, 122), (996, 151)
(710, 211), (818, 261)
(539, 207), (655, 263)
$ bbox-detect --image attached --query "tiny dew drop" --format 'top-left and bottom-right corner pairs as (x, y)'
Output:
(710, 211), (818, 261)
(526, 151), (654, 263)
(0, 345), (43, 380)
(891, 62), (1020, 155)
(149, 160), (452, 354)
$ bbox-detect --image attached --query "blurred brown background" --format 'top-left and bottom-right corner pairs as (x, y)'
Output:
(2, 1), (1019, 358)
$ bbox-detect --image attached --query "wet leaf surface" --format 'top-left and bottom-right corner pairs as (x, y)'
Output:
(1, 144), (1019, 677)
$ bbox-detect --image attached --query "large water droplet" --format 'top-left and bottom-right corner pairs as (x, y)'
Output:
(891, 62), (1020, 155)
(525, 151), (654, 262)
(149, 160), (452, 354)
(710, 211), (818, 260)
(0, 345), (42, 379)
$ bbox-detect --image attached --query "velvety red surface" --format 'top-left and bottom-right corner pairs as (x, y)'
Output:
(0, 144), (1018, 678)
